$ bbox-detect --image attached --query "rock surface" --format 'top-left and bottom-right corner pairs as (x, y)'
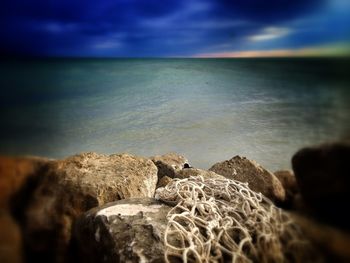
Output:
(274, 170), (299, 208)
(0, 156), (51, 263)
(0, 156), (50, 209)
(156, 176), (172, 188)
(1, 153), (158, 263)
(151, 153), (188, 179)
(292, 213), (350, 263)
(176, 168), (225, 180)
(0, 212), (22, 263)
(72, 198), (170, 263)
(292, 142), (350, 229)
(209, 156), (285, 203)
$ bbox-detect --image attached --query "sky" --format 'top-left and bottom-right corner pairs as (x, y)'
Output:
(1, 0), (350, 57)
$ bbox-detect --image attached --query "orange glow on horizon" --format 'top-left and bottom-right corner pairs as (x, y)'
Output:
(194, 45), (350, 58)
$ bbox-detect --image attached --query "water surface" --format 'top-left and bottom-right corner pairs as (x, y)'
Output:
(1, 58), (349, 170)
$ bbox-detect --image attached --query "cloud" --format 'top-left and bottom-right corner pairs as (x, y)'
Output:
(248, 27), (291, 42)
(0, 0), (348, 57)
(212, 0), (325, 22)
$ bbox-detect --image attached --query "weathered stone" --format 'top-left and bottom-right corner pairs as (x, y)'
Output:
(0, 153), (158, 262)
(292, 142), (350, 229)
(151, 153), (188, 179)
(274, 170), (298, 208)
(176, 168), (225, 180)
(24, 152), (158, 262)
(157, 176), (172, 188)
(72, 198), (171, 263)
(209, 156), (285, 203)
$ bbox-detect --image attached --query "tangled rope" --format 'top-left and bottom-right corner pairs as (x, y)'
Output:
(155, 176), (322, 263)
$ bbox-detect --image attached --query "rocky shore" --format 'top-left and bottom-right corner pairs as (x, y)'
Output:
(0, 142), (349, 263)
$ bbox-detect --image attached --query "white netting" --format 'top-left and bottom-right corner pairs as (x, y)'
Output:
(155, 176), (322, 263)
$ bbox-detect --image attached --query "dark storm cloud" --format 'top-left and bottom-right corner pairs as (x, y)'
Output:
(213, 0), (323, 22)
(0, 0), (347, 57)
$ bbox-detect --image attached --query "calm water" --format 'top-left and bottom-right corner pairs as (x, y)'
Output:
(1, 58), (350, 171)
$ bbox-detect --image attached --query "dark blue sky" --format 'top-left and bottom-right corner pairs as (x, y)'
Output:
(1, 0), (349, 57)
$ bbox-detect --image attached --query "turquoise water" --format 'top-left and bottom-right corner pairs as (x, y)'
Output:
(1, 58), (349, 170)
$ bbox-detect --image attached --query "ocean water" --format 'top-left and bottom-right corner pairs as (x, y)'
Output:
(1, 58), (350, 171)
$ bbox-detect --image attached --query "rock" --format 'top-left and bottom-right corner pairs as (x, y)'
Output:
(156, 176), (172, 188)
(209, 156), (285, 203)
(292, 213), (350, 263)
(274, 170), (298, 208)
(0, 156), (50, 209)
(0, 212), (22, 263)
(176, 168), (226, 180)
(292, 142), (350, 229)
(72, 198), (171, 263)
(0, 156), (50, 263)
(1, 152), (158, 263)
(151, 153), (188, 179)
(156, 169), (224, 189)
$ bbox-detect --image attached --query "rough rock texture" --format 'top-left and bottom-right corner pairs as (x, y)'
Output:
(72, 198), (171, 263)
(0, 153), (158, 263)
(292, 142), (350, 229)
(209, 156), (285, 203)
(176, 168), (225, 180)
(151, 153), (188, 179)
(274, 170), (299, 208)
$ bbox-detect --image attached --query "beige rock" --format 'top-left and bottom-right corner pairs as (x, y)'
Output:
(157, 176), (172, 188)
(72, 198), (171, 263)
(151, 152), (188, 179)
(274, 170), (298, 208)
(176, 168), (225, 180)
(209, 155), (285, 203)
(1, 153), (158, 262)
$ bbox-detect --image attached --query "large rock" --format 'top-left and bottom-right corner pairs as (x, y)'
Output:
(292, 142), (350, 229)
(176, 168), (225, 180)
(155, 168), (225, 189)
(0, 212), (22, 263)
(72, 198), (170, 263)
(0, 156), (50, 263)
(274, 170), (299, 208)
(151, 153), (188, 179)
(209, 156), (285, 203)
(1, 153), (158, 263)
(292, 213), (350, 263)
(0, 156), (50, 210)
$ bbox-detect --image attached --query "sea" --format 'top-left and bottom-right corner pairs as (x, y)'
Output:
(1, 58), (349, 171)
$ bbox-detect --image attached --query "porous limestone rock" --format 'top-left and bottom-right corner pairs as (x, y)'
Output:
(151, 152), (188, 179)
(209, 155), (285, 203)
(72, 198), (170, 263)
(1, 153), (158, 263)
